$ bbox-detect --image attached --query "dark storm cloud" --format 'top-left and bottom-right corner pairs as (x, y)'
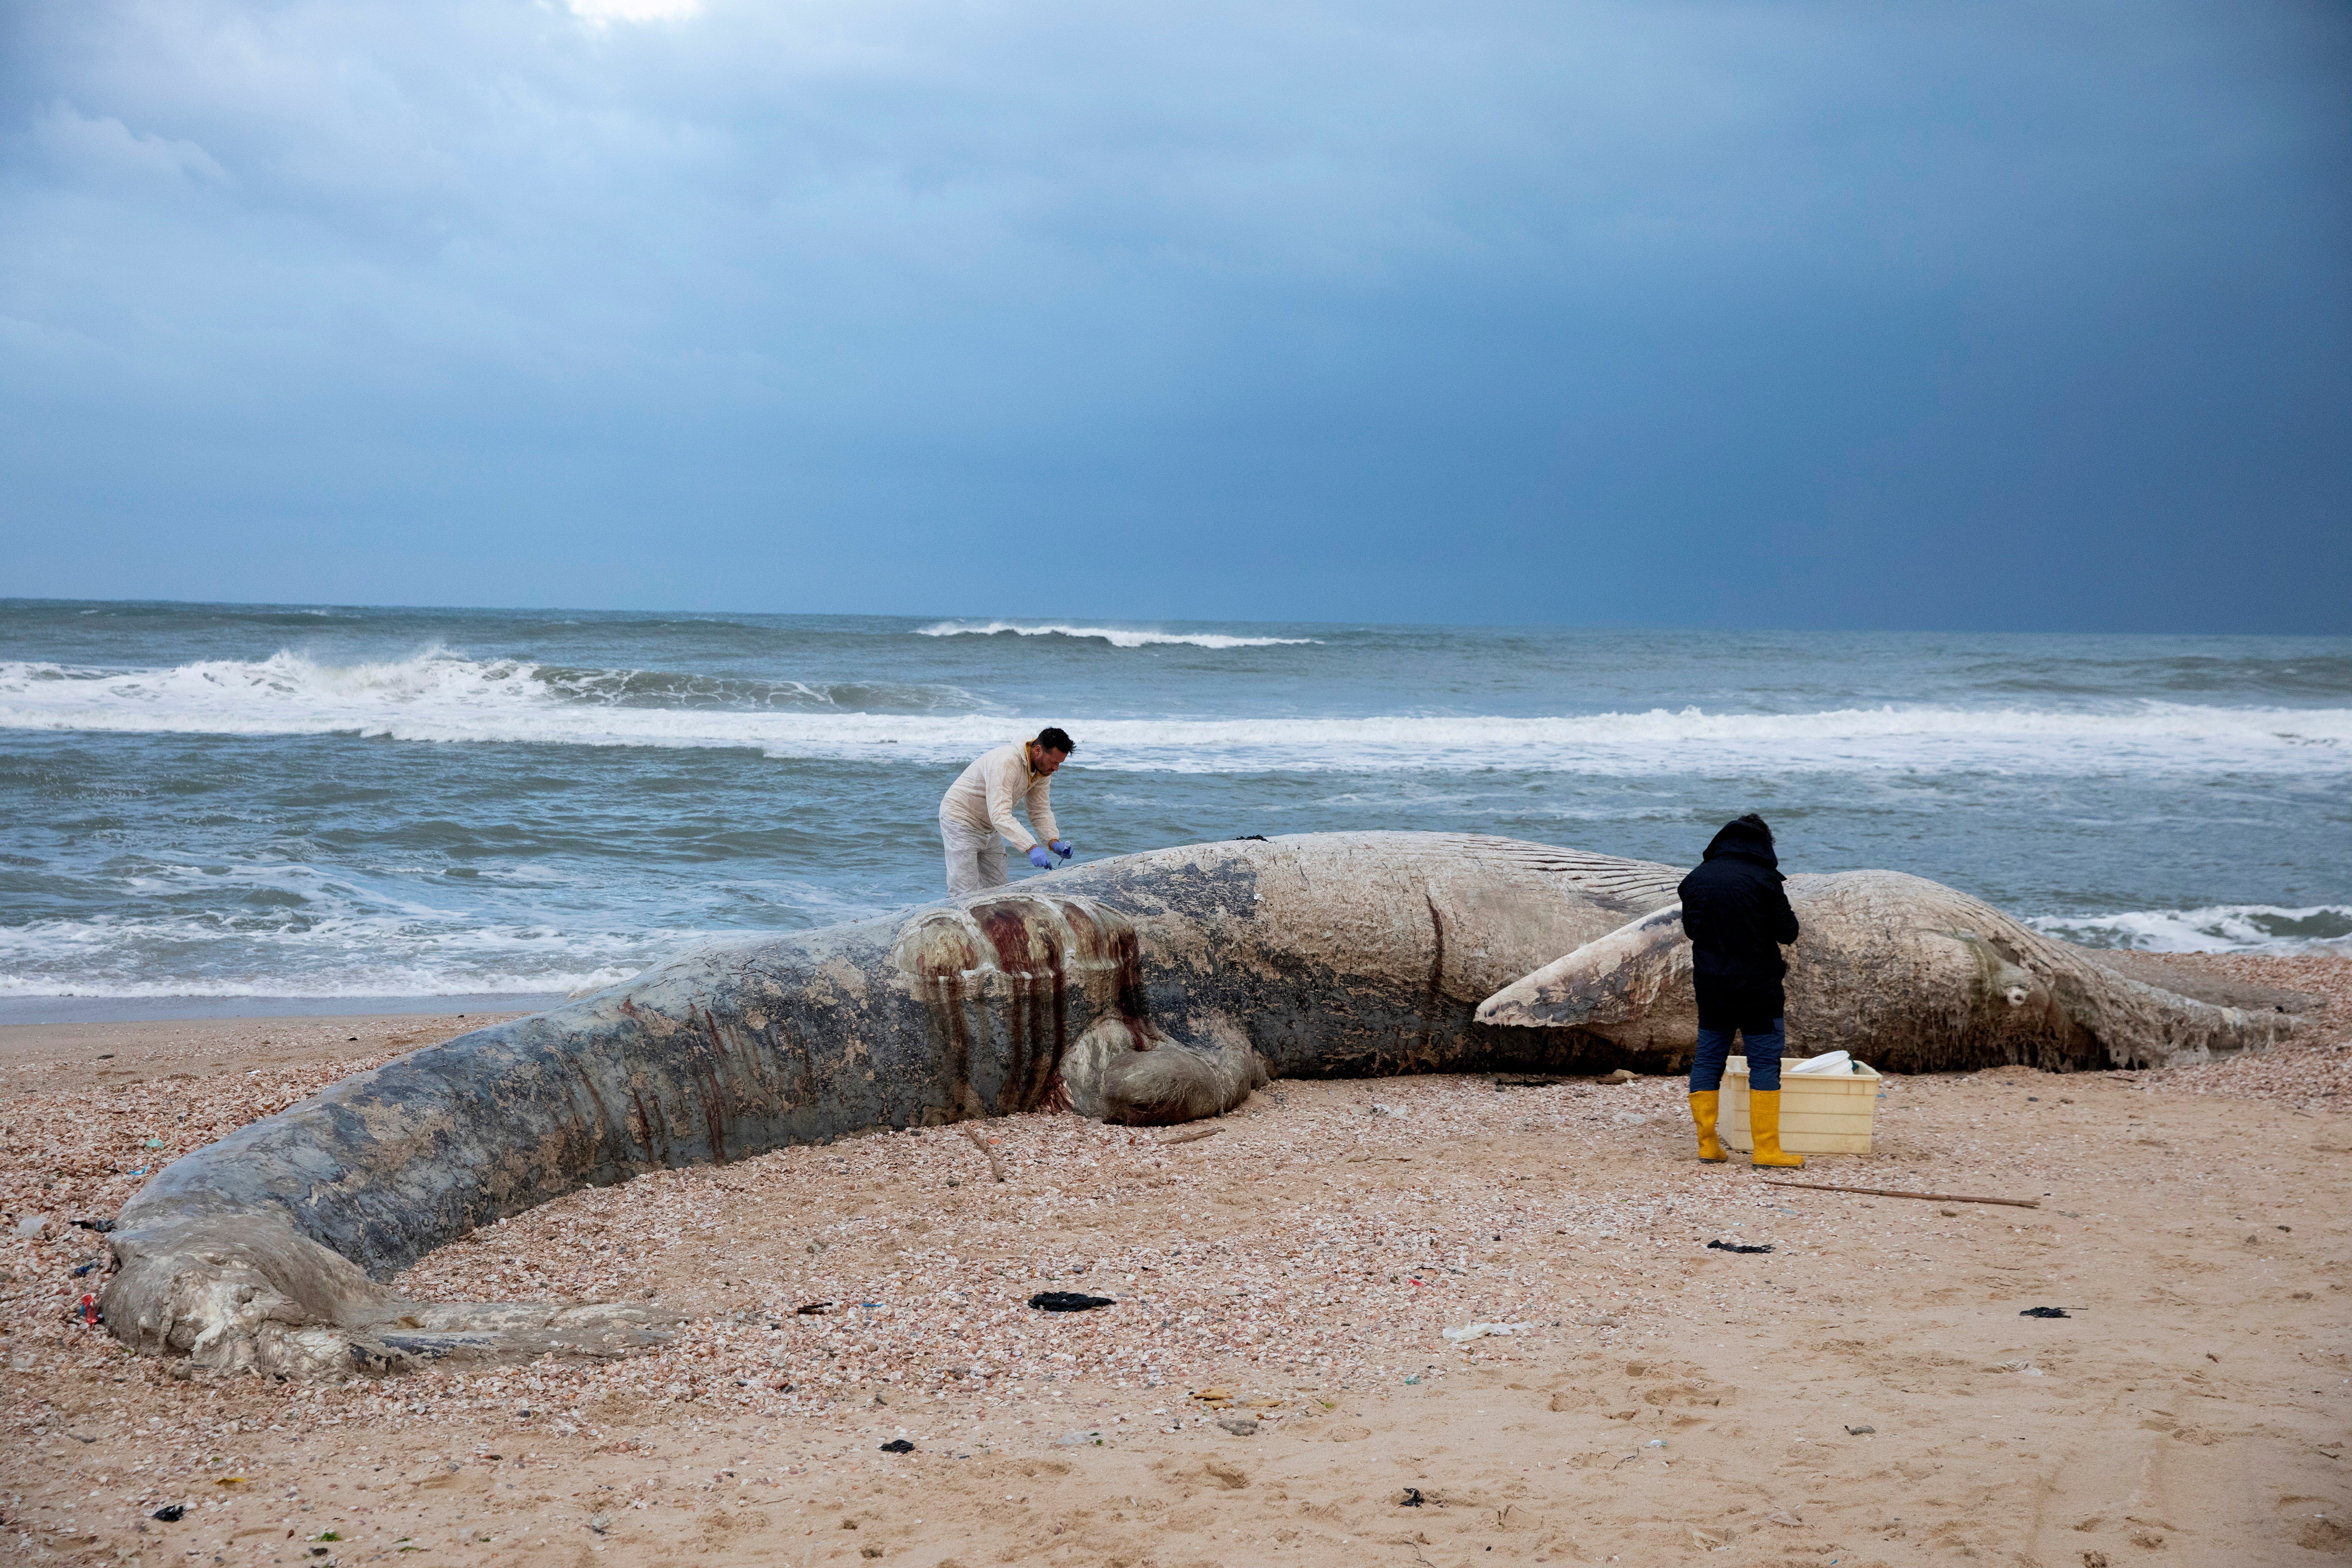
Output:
(1, 0), (2346, 628)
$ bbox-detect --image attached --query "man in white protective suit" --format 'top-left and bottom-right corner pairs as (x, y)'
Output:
(937, 727), (1077, 898)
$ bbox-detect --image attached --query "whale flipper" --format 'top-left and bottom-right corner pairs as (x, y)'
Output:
(1474, 903), (1689, 1029)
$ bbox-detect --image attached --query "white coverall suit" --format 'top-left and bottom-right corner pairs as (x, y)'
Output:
(938, 740), (1061, 898)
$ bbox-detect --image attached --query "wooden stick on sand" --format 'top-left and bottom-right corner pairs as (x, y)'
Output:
(958, 1125), (1008, 1182)
(1161, 1124), (1225, 1146)
(1761, 1179), (2040, 1210)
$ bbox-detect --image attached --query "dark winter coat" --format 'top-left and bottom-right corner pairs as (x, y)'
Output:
(1677, 817), (1801, 1031)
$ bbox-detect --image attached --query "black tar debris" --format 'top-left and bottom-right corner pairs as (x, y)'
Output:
(1029, 1291), (1118, 1312)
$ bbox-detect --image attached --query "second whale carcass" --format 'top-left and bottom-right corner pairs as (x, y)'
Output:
(98, 833), (2299, 1377)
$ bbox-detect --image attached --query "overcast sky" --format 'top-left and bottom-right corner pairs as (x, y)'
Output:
(2, 0), (2346, 630)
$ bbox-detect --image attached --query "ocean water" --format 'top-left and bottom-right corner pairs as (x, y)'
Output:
(2, 599), (2347, 1017)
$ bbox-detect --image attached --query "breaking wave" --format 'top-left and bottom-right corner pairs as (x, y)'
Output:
(0, 913), (668, 1000)
(0, 649), (996, 734)
(2, 651), (2348, 775)
(2028, 904), (2352, 956)
(913, 621), (1319, 649)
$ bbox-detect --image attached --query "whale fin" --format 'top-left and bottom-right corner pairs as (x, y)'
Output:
(1475, 904), (1691, 1029)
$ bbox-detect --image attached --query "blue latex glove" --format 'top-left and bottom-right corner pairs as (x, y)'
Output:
(1049, 839), (1073, 861)
(1027, 845), (1054, 870)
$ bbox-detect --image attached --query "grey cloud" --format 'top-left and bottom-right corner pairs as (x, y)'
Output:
(0, 0), (2345, 627)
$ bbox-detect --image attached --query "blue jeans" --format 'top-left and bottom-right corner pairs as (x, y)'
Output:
(1692, 1018), (1785, 1093)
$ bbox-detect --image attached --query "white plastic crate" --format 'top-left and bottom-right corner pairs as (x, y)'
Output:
(1719, 1055), (1880, 1155)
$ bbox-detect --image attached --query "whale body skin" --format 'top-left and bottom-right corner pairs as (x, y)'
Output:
(98, 833), (2298, 1379)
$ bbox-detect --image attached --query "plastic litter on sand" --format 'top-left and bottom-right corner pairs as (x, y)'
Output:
(1441, 1321), (1532, 1343)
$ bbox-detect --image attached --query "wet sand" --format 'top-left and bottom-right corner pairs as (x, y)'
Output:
(4, 960), (2349, 1567)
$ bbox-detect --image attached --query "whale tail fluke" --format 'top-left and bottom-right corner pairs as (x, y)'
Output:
(103, 1212), (674, 1380)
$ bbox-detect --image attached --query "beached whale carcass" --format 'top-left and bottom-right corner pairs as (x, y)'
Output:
(99, 833), (2302, 1378)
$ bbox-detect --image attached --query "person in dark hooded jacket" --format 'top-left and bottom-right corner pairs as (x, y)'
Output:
(1678, 813), (1805, 1168)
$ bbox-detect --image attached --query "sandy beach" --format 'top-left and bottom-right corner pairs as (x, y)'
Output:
(5, 958), (2349, 1568)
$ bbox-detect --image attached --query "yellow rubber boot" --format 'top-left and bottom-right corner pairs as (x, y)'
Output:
(1748, 1088), (1805, 1168)
(1687, 1091), (1727, 1163)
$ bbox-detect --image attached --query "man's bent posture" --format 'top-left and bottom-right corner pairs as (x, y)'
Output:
(938, 728), (1076, 898)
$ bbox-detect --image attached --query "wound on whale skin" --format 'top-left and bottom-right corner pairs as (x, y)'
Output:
(890, 891), (1261, 1125)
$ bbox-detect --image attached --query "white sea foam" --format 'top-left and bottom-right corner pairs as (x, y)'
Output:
(913, 620), (1319, 649)
(0, 908), (685, 999)
(0, 969), (642, 1000)
(0, 844), (893, 1000)
(4, 651), (2348, 774)
(2029, 905), (2352, 956)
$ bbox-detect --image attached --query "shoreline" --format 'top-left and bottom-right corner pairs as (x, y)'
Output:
(0, 1011), (534, 1097)
(0, 992), (569, 1028)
